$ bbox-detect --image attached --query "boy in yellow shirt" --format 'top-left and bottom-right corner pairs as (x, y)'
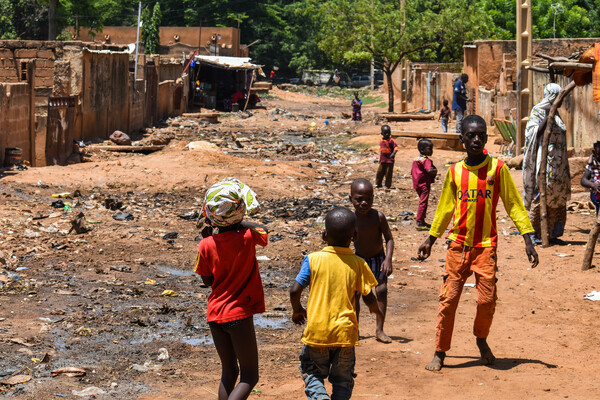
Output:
(290, 207), (383, 400)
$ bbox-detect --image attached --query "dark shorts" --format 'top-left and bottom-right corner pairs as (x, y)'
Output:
(359, 254), (387, 285)
(208, 316), (253, 331)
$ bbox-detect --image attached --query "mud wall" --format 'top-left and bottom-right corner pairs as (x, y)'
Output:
(81, 50), (130, 141)
(0, 83), (31, 166)
(73, 27), (243, 57)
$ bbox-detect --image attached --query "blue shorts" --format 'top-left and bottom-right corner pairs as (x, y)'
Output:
(359, 254), (387, 285)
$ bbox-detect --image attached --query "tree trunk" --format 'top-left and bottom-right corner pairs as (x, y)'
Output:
(538, 80), (576, 247)
(385, 69), (394, 113)
(48, 0), (58, 40)
(582, 214), (600, 271)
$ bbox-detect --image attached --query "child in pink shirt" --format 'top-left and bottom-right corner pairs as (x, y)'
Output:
(411, 139), (437, 230)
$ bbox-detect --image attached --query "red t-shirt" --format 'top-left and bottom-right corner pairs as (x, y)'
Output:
(194, 227), (268, 323)
(411, 155), (435, 189)
(380, 139), (398, 164)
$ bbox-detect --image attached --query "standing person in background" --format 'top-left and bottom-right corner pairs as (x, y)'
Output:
(581, 141), (600, 215)
(351, 91), (362, 121)
(375, 125), (398, 189)
(412, 139), (437, 230)
(522, 83), (570, 245)
(439, 99), (450, 133)
(452, 74), (471, 133)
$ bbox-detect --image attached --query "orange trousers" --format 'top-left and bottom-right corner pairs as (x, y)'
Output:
(435, 241), (497, 352)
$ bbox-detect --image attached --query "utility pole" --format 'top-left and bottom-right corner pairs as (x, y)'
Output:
(134, 1), (142, 94)
(515, 0), (532, 155)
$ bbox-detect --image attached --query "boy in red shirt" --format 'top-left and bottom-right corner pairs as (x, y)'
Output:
(194, 178), (268, 399)
(376, 125), (398, 189)
(417, 115), (538, 371)
(412, 139), (437, 230)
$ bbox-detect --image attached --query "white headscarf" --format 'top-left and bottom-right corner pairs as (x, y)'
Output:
(522, 83), (568, 209)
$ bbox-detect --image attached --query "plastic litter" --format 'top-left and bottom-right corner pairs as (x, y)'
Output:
(584, 290), (600, 301)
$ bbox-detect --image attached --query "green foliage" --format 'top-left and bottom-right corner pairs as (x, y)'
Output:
(142, 2), (162, 54)
(0, 0), (17, 39)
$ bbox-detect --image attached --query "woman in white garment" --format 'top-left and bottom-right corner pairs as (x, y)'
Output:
(522, 83), (570, 244)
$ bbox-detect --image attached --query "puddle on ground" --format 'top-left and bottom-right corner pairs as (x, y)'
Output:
(254, 314), (288, 330)
(156, 265), (196, 277)
(181, 336), (214, 346)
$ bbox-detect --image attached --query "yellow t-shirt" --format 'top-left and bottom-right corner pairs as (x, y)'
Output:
(299, 246), (378, 347)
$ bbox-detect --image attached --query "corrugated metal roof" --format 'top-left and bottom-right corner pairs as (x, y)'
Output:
(194, 55), (262, 70)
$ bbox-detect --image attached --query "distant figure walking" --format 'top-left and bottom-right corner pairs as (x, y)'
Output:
(452, 73), (471, 133)
(375, 125), (398, 189)
(351, 91), (362, 121)
(412, 139), (437, 230)
(439, 99), (450, 133)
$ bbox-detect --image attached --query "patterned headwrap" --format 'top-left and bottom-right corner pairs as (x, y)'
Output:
(202, 177), (260, 227)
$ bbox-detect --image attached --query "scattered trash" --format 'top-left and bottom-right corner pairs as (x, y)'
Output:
(178, 211), (199, 220)
(74, 326), (93, 336)
(113, 212), (134, 221)
(110, 265), (132, 273)
(70, 212), (93, 234)
(162, 232), (179, 240)
(0, 374), (32, 385)
(464, 283), (476, 288)
(554, 253), (573, 258)
(51, 192), (71, 198)
(584, 290), (600, 301)
(256, 255), (271, 261)
(161, 289), (180, 297)
(51, 200), (65, 209)
(157, 348), (169, 361)
(51, 367), (87, 377)
(72, 386), (106, 397)
(269, 234), (283, 242)
(104, 198), (123, 210)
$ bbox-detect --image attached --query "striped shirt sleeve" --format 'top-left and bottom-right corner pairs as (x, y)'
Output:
(429, 167), (457, 238)
(498, 164), (534, 235)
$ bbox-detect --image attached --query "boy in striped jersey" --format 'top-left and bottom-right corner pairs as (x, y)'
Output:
(417, 114), (539, 371)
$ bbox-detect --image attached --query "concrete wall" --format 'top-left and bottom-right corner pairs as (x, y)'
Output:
(0, 83), (31, 166)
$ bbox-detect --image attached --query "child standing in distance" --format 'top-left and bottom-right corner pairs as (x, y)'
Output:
(194, 178), (268, 400)
(350, 178), (394, 343)
(351, 91), (362, 121)
(581, 141), (600, 215)
(439, 99), (450, 133)
(290, 207), (383, 400)
(417, 115), (539, 372)
(412, 139), (437, 230)
(376, 125), (398, 189)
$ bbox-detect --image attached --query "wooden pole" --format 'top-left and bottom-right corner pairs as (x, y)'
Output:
(582, 212), (600, 270)
(516, 0), (533, 156)
(538, 80), (576, 247)
(243, 71), (255, 112)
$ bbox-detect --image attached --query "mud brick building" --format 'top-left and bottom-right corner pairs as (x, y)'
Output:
(386, 38), (600, 151)
(74, 27), (247, 57)
(0, 40), (190, 167)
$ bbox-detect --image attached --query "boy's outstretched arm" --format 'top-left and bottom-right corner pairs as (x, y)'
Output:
(523, 234), (539, 268)
(241, 220), (269, 233)
(417, 235), (438, 260)
(290, 281), (307, 325)
(379, 211), (394, 276)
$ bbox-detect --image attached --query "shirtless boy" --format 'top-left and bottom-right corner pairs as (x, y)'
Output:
(350, 178), (394, 343)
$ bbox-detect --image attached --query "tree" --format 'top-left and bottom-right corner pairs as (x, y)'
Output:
(313, 0), (439, 112)
(0, 0), (17, 39)
(142, 2), (162, 54)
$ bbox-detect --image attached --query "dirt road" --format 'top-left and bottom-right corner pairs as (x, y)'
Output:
(1, 87), (599, 399)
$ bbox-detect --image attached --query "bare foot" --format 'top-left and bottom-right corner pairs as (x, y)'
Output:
(476, 338), (496, 365)
(425, 351), (445, 371)
(375, 329), (392, 343)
